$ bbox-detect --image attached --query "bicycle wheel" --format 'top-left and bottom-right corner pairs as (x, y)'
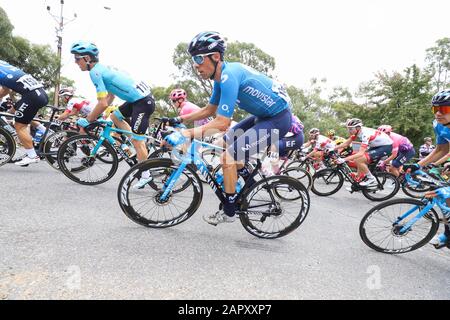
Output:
(401, 181), (433, 199)
(287, 160), (315, 175)
(239, 176), (310, 239)
(362, 172), (400, 202)
(118, 158), (203, 228)
(359, 198), (440, 254)
(57, 134), (119, 185)
(311, 169), (344, 196)
(199, 148), (222, 183)
(0, 126), (15, 167)
(280, 166), (312, 190)
(42, 130), (79, 170)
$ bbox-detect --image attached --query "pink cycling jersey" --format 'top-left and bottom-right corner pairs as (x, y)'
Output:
(389, 132), (414, 153)
(179, 101), (210, 127)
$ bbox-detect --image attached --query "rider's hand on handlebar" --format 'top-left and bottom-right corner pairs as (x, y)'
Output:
(161, 117), (182, 127)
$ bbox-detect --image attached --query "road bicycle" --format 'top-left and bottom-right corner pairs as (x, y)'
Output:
(311, 153), (400, 201)
(117, 138), (310, 239)
(359, 167), (450, 253)
(56, 118), (170, 185)
(0, 106), (77, 169)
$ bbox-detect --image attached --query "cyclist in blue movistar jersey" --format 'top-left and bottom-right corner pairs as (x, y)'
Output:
(0, 60), (49, 166)
(70, 41), (155, 188)
(163, 31), (294, 226)
(411, 90), (450, 248)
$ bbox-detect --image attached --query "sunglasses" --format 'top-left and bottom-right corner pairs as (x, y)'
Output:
(192, 53), (215, 65)
(432, 106), (450, 115)
(74, 55), (88, 61)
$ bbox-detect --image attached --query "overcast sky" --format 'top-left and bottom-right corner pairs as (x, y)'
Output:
(1, 0), (449, 101)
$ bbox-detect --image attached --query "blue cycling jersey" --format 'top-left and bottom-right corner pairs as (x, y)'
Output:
(210, 62), (290, 118)
(89, 63), (151, 103)
(433, 120), (450, 145)
(0, 60), (43, 95)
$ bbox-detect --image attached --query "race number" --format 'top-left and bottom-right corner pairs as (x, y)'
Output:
(17, 74), (43, 91)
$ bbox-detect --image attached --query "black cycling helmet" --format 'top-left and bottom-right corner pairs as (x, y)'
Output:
(188, 31), (226, 58)
(432, 89), (450, 106)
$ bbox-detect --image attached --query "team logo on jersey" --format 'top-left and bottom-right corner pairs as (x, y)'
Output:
(221, 104), (229, 112)
(221, 74), (229, 84)
(7, 74), (13, 79)
(15, 111), (24, 118)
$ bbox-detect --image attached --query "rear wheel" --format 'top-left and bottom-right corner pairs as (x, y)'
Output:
(362, 172), (400, 202)
(311, 169), (344, 196)
(0, 126), (15, 167)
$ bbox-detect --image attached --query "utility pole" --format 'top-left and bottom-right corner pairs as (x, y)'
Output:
(47, 0), (77, 107)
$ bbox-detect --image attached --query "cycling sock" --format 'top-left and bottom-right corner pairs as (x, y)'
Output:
(223, 193), (238, 217)
(25, 148), (37, 159)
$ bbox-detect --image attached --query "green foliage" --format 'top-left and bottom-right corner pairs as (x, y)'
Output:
(425, 38), (450, 91)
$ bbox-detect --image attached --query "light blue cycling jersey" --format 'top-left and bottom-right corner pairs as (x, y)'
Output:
(433, 120), (450, 145)
(210, 62), (290, 118)
(89, 63), (151, 103)
(0, 60), (43, 95)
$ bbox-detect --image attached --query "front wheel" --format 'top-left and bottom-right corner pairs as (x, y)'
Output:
(239, 176), (310, 239)
(42, 130), (79, 170)
(118, 158), (203, 228)
(57, 134), (119, 185)
(311, 169), (344, 196)
(359, 198), (440, 254)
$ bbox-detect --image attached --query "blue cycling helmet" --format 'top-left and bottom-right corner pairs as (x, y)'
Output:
(188, 31), (226, 57)
(432, 89), (450, 106)
(70, 41), (99, 60)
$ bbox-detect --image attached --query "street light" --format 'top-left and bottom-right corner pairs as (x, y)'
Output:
(47, 0), (77, 107)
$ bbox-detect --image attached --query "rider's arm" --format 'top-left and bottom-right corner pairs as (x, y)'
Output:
(86, 97), (109, 122)
(106, 93), (115, 105)
(335, 137), (353, 151)
(180, 104), (217, 123)
(183, 114), (231, 139)
(384, 149), (398, 164)
(58, 110), (77, 121)
(419, 144), (450, 167)
(433, 152), (450, 166)
(0, 86), (12, 99)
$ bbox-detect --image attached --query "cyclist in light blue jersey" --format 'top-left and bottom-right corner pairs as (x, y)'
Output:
(410, 89), (450, 248)
(70, 41), (155, 188)
(164, 31), (293, 226)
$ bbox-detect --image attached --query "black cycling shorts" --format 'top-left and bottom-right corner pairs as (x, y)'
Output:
(14, 88), (49, 125)
(118, 95), (155, 135)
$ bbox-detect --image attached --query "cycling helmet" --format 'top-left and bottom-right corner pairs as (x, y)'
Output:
(58, 87), (74, 97)
(70, 41), (99, 59)
(326, 129), (336, 137)
(346, 118), (363, 128)
(378, 125), (392, 134)
(188, 31), (226, 57)
(170, 89), (187, 101)
(309, 128), (320, 135)
(431, 89), (450, 107)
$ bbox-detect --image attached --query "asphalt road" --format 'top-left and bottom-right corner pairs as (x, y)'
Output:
(1, 160), (449, 300)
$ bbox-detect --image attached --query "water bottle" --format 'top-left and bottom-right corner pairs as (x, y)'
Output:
(33, 130), (45, 143)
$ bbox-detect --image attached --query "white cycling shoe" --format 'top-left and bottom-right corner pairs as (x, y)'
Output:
(133, 177), (153, 190)
(15, 156), (40, 167)
(203, 210), (236, 226)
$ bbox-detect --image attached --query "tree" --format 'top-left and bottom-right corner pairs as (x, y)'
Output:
(425, 38), (450, 92)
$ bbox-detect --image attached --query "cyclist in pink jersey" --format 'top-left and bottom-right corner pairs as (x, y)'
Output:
(378, 125), (416, 177)
(169, 89), (211, 127)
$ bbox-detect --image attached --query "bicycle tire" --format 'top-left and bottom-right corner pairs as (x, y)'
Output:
(359, 198), (440, 254)
(238, 175), (310, 239)
(311, 168), (344, 196)
(0, 126), (15, 167)
(117, 158), (203, 228)
(42, 130), (79, 170)
(280, 166), (313, 190)
(362, 172), (400, 202)
(57, 134), (119, 185)
(401, 181), (433, 199)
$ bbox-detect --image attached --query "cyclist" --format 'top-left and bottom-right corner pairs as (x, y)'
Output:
(377, 125), (415, 177)
(70, 41), (155, 188)
(57, 87), (94, 122)
(419, 137), (435, 160)
(0, 60), (49, 166)
(327, 129), (353, 157)
(302, 128), (335, 170)
(169, 89), (212, 127)
(163, 31), (294, 225)
(410, 90), (450, 248)
(336, 119), (393, 187)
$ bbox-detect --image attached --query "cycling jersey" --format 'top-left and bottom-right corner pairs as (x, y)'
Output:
(0, 60), (43, 95)
(313, 135), (336, 152)
(66, 98), (93, 117)
(289, 115), (304, 135)
(389, 132), (414, 153)
(351, 127), (393, 148)
(210, 62), (290, 118)
(179, 101), (211, 127)
(433, 120), (450, 145)
(89, 63), (152, 102)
